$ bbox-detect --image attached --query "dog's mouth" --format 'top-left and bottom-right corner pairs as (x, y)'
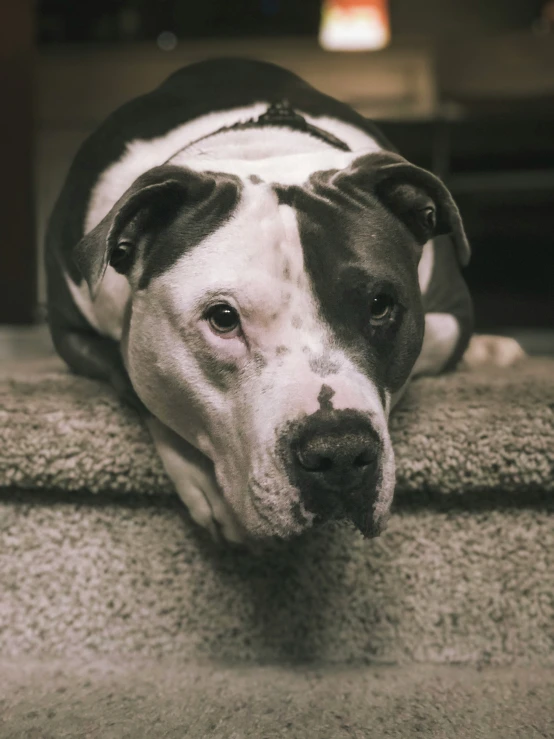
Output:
(246, 474), (387, 540)
(307, 485), (388, 538)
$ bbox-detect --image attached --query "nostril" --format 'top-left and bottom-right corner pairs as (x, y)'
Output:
(316, 456), (333, 472)
(353, 449), (373, 468)
(287, 415), (381, 507)
(297, 450), (334, 472)
(297, 440), (376, 475)
(354, 454), (366, 468)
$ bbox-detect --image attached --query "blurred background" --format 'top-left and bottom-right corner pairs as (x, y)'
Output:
(1, 0), (553, 357)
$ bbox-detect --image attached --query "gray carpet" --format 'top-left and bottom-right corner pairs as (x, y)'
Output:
(0, 358), (553, 667)
(2, 494), (553, 666)
(1, 358), (553, 498)
(1, 658), (553, 739)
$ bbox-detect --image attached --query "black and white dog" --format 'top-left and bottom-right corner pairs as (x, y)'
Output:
(45, 59), (520, 544)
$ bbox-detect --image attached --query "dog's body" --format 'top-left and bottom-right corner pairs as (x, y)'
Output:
(46, 59), (475, 543)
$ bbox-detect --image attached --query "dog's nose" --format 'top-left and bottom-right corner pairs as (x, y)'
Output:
(291, 416), (380, 500)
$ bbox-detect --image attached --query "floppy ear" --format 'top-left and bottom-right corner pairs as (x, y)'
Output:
(74, 165), (223, 297)
(350, 153), (471, 266)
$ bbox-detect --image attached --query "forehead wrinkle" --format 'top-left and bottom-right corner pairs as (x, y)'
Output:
(160, 184), (336, 352)
(164, 184), (284, 288)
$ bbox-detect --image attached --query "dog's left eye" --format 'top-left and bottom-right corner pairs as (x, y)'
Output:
(206, 303), (241, 335)
(369, 293), (395, 325)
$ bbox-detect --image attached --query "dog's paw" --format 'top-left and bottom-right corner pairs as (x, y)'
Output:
(177, 473), (247, 546)
(146, 416), (247, 546)
(461, 334), (526, 369)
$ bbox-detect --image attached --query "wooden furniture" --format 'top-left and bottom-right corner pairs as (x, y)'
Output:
(0, 1), (36, 323)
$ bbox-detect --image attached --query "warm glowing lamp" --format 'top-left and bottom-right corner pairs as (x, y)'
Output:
(319, 0), (390, 51)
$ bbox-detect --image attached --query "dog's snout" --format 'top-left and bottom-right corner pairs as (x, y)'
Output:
(291, 415), (380, 498)
(296, 430), (375, 483)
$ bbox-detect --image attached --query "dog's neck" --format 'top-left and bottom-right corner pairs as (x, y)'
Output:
(168, 101), (350, 162)
(168, 125), (339, 165)
(166, 105), (365, 184)
(168, 134), (362, 185)
(166, 100), (356, 178)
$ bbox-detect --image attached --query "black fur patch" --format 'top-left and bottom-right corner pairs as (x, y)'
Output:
(309, 354), (340, 377)
(138, 169), (242, 289)
(318, 384), (335, 410)
(72, 166), (242, 294)
(274, 156), (427, 393)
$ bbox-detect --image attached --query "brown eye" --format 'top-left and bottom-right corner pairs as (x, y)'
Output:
(421, 205), (436, 232)
(110, 240), (133, 270)
(206, 303), (241, 335)
(370, 293), (395, 324)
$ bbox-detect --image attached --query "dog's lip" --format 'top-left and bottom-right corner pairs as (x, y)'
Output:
(351, 507), (390, 538)
(310, 490), (388, 538)
(247, 477), (386, 539)
(247, 485), (311, 540)
(303, 481), (378, 514)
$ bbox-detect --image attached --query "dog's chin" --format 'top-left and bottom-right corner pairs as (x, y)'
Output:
(300, 483), (390, 539)
(349, 509), (390, 538)
(310, 502), (389, 539)
(244, 500), (314, 541)
(243, 508), (389, 542)
(239, 490), (389, 542)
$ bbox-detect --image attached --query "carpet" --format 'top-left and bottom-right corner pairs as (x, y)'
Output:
(0, 358), (552, 668)
(1, 358), (553, 499)
(1, 658), (553, 739)
(1, 493), (552, 665)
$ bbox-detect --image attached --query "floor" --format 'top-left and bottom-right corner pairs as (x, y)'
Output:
(0, 325), (61, 378)
(2, 658), (553, 739)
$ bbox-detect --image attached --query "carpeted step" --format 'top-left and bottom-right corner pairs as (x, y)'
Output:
(1, 358), (553, 498)
(0, 359), (552, 667)
(1, 491), (552, 666)
(1, 658), (553, 739)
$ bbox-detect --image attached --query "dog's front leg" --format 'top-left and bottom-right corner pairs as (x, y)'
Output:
(391, 314), (526, 411)
(414, 314), (525, 376)
(460, 334), (526, 369)
(412, 312), (464, 378)
(145, 417), (246, 545)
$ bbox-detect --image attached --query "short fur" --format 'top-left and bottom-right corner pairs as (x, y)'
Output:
(46, 59), (473, 542)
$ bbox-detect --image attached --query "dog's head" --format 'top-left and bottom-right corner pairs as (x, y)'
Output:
(75, 151), (469, 539)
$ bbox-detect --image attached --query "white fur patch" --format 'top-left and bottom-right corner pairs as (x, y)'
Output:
(391, 310), (460, 409)
(413, 312), (460, 376)
(146, 416), (246, 544)
(461, 335), (526, 368)
(171, 131), (365, 186)
(418, 240), (434, 295)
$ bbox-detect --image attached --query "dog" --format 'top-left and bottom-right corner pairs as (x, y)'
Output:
(45, 58), (522, 545)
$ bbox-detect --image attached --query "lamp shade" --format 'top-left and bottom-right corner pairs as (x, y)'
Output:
(319, 0), (390, 51)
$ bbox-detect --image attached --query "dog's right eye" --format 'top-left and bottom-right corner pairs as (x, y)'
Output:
(205, 303), (241, 336)
(109, 240), (134, 271)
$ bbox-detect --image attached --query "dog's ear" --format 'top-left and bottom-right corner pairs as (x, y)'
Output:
(74, 165), (233, 296)
(348, 152), (470, 266)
